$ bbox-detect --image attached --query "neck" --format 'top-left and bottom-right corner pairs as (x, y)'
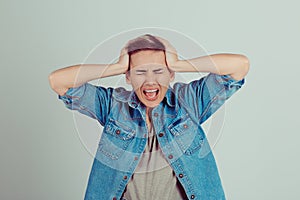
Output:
(146, 107), (151, 115)
(146, 107), (153, 131)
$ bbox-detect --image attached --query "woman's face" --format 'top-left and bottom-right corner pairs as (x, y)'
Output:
(126, 50), (174, 108)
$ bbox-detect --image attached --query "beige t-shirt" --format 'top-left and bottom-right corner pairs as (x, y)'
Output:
(121, 125), (187, 200)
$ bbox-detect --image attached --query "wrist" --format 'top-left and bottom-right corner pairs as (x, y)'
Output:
(100, 63), (127, 77)
(169, 60), (188, 72)
(114, 63), (128, 74)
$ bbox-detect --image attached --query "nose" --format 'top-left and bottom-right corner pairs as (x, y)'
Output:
(145, 71), (156, 84)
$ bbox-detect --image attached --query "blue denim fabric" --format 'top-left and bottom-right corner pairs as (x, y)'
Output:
(58, 73), (245, 200)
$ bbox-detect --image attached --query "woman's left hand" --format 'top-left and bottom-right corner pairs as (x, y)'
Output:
(156, 36), (179, 71)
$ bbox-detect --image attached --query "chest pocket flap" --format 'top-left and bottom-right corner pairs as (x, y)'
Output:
(98, 119), (135, 160)
(168, 114), (204, 155)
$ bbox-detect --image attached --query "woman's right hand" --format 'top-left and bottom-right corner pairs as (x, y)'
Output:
(117, 46), (129, 73)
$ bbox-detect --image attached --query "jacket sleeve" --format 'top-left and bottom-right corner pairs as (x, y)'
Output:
(57, 83), (113, 126)
(178, 73), (245, 124)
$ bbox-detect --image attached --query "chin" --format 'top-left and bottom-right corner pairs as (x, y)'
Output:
(147, 103), (160, 108)
(142, 97), (165, 108)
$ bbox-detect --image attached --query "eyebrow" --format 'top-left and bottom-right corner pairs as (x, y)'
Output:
(153, 68), (164, 72)
(134, 68), (164, 73)
(135, 69), (147, 73)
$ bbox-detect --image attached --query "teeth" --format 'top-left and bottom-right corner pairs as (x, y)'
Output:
(144, 89), (158, 93)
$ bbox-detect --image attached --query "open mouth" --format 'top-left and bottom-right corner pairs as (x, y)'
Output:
(143, 88), (159, 101)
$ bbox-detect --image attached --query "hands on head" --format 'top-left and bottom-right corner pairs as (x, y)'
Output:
(117, 35), (178, 74)
(154, 36), (178, 70)
(117, 46), (130, 74)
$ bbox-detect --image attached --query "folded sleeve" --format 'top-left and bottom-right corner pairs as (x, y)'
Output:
(178, 73), (245, 124)
(58, 83), (113, 126)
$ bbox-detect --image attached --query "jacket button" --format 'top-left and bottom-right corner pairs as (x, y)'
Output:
(183, 124), (188, 128)
(115, 130), (121, 135)
(123, 175), (128, 180)
(168, 154), (173, 159)
(112, 197), (117, 200)
(158, 133), (164, 137)
(134, 156), (139, 160)
(153, 112), (159, 117)
(191, 194), (195, 199)
(179, 173), (184, 178)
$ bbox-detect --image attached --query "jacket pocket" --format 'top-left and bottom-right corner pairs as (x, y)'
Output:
(168, 114), (204, 155)
(98, 119), (135, 160)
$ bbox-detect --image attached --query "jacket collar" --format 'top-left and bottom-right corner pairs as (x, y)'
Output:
(112, 87), (176, 108)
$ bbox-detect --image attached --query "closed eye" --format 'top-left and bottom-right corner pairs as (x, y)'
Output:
(153, 69), (164, 74)
(135, 70), (147, 75)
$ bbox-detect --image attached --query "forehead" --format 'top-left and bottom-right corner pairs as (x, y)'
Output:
(130, 50), (166, 69)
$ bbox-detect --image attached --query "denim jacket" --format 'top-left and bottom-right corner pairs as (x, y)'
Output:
(58, 73), (245, 200)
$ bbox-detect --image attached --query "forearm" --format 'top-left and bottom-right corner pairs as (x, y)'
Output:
(48, 63), (124, 95)
(172, 53), (250, 80)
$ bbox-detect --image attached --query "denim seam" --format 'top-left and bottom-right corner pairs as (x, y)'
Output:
(176, 159), (195, 199)
(198, 87), (225, 123)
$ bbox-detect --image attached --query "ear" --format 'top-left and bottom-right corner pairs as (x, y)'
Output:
(125, 71), (131, 84)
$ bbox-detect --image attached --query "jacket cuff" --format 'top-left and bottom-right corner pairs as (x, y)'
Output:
(58, 84), (86, 106)
(214, 74), (245, 88)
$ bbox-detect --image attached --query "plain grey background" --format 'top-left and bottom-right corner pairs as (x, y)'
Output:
(1, 0), (299, 199)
